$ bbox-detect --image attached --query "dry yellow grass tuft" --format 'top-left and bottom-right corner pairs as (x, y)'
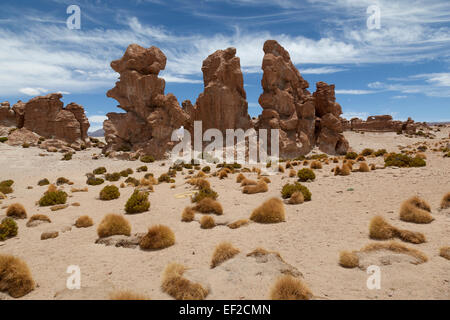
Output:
(41, 231), (58, 240)
(181, 207), (195, 222)
(289, 169), (296, 177)
(439, 246), (450, 260)
(340, 163), (351, 175)
(242, 180), (268, 194)
(440, 192), (450, 209)
(278, 165), (285, 173)
(46, 184), (57, 193)
(200, 216), (216, 229)
(109, 290), (149, 300)
(415, 152), (427, 159)
(6, 203), (27, 219)
(97, 214), (131, 238)
(361, 241), (428, 263)
(139, 225), (175, 250)
(370, 163), (376, 171)
(270, 275), (312, 300)
(310, 161), (322, 169)
(240, 178), (257, 186)
(227, 219), (249, 229)
(400, 196), (434, 224)
(369, 215), (426, 244)
(161, 263), (209, 300)
(259, 176), (271, 184)
(218, 170), (228, 179)
(339, 251), (359, 268)
(210, 242), (240, 268)
(193, 198), (223, 215)
(71, 187), (88, 193)
(358, 162), (370, 172)
(75, 215), (94, 228)
(195, 171), (206, 178)
(288, 191), (304, 204)
(26, 214), (51, 227)
(236, 173), (246, 183)
(0, 254), (35, 298)
(250, 198), (285, 224)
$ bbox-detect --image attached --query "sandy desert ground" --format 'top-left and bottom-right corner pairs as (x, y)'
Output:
(0, 128), (449, 300)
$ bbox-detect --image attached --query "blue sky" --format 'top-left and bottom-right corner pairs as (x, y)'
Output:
(1, 0), (449, 131)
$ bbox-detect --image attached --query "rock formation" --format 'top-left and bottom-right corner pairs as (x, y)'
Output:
(344, 115), (417, 134)
(183, 47), (251, 135)
(255, 40), (349, 157)
(104, 44), (189, 159)
(0, 94), (90, 149)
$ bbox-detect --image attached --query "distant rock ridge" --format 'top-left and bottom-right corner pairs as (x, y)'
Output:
(341, 115), (417, 134)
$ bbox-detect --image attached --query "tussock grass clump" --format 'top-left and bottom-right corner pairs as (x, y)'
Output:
(415, 152), (427, 159)
(358, 162), (370, 172)
(56, 177), (70, 185)
(200, 216), (216, 229)
(181, 207), (195, 222)
(289, 169), (296, 177)
(361, 148), (374, 156)
(288, 191), (304, 204)
(105, 172), (121, 182)
(109, 290), (149, 300)
(439, 246), (450, 260)
(361, 241), (428, 263)
(0, 218), (18, 241)
(227, 219), (249, 229)
(384, 153), (426, 167)
(369, 216), (426, 244)
(335, 164), (351, 176)
(440, 192), (450, 209)
(87, 177), (104, 185)
(193, 198), (223, 215)
(310, 161), (322, 169)
(278, 165), (285, 173)
(0, 184), (13, 194)
(37, 178), (50, 186)
(211, 242), (240, 268)
(356, 155), (366, 162)
(125, 177), (139, 187)
(345, 152), (358, 160)
(97, 214), (131, 238)
(0, 254), (35, 298)
(240, 178), (257, 186)
(297, 168), (315, 182)
(125, 190), (150, 214)
(339, 251), (359, 268)
(189, 178), (210, 190)
(161, 263), (209, 300)
(242, 180), (268, 194)
(259, 176), (271, 184)
(191, 188), (218, 203)
(218, 170), (228, 179)
(99, 185), (120, 200)
(75, 216), (94, 228)
(41, 231), (58, 240)
(370, 163), (376, 171)
(399, 196), (434, 224)
(374, 149), (387, 157)
(202, 166), (211, 173)
(140, 225), (175, 250)
(281, 182), (311, 201)
(71, 187), (88, 193)
(61, 152), (73, 161)
(137, 166), (148, 172)
(236, 173), (245, 183)
(6, 203), (27, 219)
(140, 155), (155, 163)
(250, 198), (285, 224)
(158, 173), (172, 183)
(270, 275), (312, 300)
(26, 214), (51, 227)
(39, 190), (67, 206)
(93, 167), (107, 175)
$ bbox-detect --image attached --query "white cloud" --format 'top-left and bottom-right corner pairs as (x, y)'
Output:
(19, 87), (48, 96)
(335, 89), (374, 95)
(341, 111), (369, 120)
(88, 115), (107, 123)
(301, 67), (346, 74)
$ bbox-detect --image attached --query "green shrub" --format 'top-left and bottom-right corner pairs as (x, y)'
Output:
(345, 152), (358, 160)
(0, 180), (14, 187)
(105, 172), (121, 182)
(99, 185), (120, 200)
(202, 166), (211, 173)
(137, 166), (148, 172)
(158, 173), (171, 183)
(87, 177), (104, 185)
(140, 155), (155, 163)
(39, 190), (67, 206)
(144, 173), (154, 179)
(361, 148), (374, 156)
(384, 153), (426, 168)
(0, 217), (18, 241)
(0, 137), (8, 143)
(120, 170), (130, 177)
(417, 145), (427, 152)
(297, 168), (316, 182)
(281, 182), (312, 201)
(61, 152), (73, 161)
(374, 149), (387, 157)
(0, 185), (13, 194)
(56, 177), (69, 185)
(22, 143), (30, 148)
(308, 154), (328, 160)
(37, 178), (50, 186)
(125, 177), (139, 186)
(191, 188), (218, 203)
(93, 167), (107, 175)
(125, 190), (150, 214)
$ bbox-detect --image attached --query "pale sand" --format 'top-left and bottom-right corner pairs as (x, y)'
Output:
(0, 129), (449, 300)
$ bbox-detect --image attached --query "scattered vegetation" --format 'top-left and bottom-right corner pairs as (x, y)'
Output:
(297, 168), (315, 182)
(193, 198), (223, 215)
(439, 246), (450, 260)
(158, 173), (172, 183)
(270, 275), (312, 300)
(6, 203), (27, 219)
(310, 161), (322, 169)
(99, 185), (120, 201)
(93, 167), (107, 175)
(227, 219), (249, 229)
(181, 207), (195, 222)
(210, 242), (240, 268)
(39, 190), (67, 206)
(140, 155), (155, 163)
(384, 153), (426, 167)
(37, 178), (50, 186)
(161, 263), (209, 300)
(281, 182), (311, 201)
(61, 152), (73, 161)
(56, 177), (70, 185)
(75, 216), (94, 228)
(200, 216), (216, 229)
(288, 191), (304, 205)
(97, 214), (131, 238)
(139, 225), (175, 250)
(360, 241), (428, 263)
(137, 166), (148, 172)
(440, 192), (450, 209)
(399, 196), (434, 224)
(109, 290), (149, 300)
(250, 198), (285, 224)
(369, 216), (425, 244)
(26, 215), (51, 227)
(242, 180), (268, 194)
(105, 172), (121, 182)
(358, 162), (370, 172)
(125, 190), (150, 214)
(0, 254), (35, 298)
(191, 188), (218, 203)
(345, 152), (358, 160)
(0, 218), (18, 241)
(361, 148), (374, 156)
(339, 251), (359, 268)
(87, 177), (104, 186)
(374, 149), (387, 157)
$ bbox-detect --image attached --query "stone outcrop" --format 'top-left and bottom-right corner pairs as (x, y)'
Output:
(104, 44), (189, 159)
(183, 47), (251, 135)
(0, 94), (90, 148)
(345, 115), (417, 134)
(255, 40), (349, 157)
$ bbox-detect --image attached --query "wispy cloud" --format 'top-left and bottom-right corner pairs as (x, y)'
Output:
(301, 67), (346, 74)
(335, 89), (374, 95)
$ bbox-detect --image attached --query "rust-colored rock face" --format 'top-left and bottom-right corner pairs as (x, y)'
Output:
(256, 40), (349, 157)
(0, 94), (90, 147)
(185, 47), (251, 135)
(347, 115), (416, 134)
(104, 44), (189, 159)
